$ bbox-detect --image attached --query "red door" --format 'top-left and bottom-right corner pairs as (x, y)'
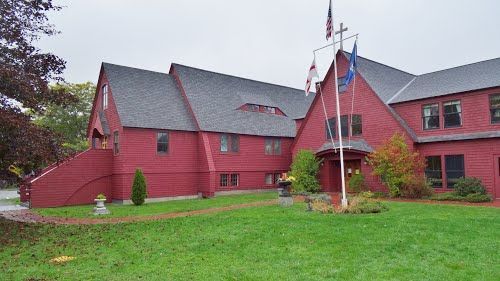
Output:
(495, 155), (500, 199)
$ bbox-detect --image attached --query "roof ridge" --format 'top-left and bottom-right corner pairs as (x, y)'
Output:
(102, 62), (169, 76)
(342, 51), (416, 76)
(416, 56), (500, 76)
(172, 63), (314, 95)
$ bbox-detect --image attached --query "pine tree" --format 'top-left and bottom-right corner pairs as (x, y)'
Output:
(131, 169), (147, 205)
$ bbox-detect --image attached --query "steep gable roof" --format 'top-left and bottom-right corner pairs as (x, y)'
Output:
(342, 52), (416, 104)
(102, 63), (198, 131)
(172, 64), (315, 137)
(389, 57), (500, 104)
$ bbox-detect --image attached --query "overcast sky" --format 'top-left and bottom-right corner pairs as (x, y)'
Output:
(38, 0), (500, 90)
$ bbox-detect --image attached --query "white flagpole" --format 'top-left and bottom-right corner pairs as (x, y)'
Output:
(330, 0), (348, 207)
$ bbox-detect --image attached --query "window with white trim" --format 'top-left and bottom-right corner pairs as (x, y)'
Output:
(102, 84), (108, 110)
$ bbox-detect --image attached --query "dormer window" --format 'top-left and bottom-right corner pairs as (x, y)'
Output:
(248, 104), (259, 112)
(263, 106), (276, 114)
(102, 84), (108, 110)
(243, 103), (278, 115)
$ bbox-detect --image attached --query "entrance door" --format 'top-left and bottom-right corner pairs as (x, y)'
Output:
(495, 155), (500, 199)
(344, 160), (361, 192)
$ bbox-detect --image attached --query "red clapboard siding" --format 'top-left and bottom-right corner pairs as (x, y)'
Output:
(29, 149), (113, 208)
(392, 87), (500, 137)
(292, 53), (414, 192)
(110, 128), (200, 200)
(417, 139), (500, 195)
(205, 132), (292, 191)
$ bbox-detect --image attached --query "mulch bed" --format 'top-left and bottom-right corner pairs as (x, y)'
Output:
(0, 200), (277, 225)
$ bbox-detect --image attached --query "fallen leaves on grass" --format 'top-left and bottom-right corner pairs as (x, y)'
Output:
(49, 255), (75, 264)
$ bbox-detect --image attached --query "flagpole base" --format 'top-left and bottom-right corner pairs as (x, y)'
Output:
(341, 198), (348, 208)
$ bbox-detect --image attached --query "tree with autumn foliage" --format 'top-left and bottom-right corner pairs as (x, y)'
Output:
(366, 133), (426, 197)
(0, 0), (75, 180)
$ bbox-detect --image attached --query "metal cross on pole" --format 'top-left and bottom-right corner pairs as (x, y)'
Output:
(335, 22), (348, 51)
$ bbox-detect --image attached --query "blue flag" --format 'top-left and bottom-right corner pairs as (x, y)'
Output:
(344, 41), (357, 86)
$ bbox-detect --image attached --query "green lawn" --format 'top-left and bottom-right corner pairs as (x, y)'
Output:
(1, 200), (499, 280)
(34, 192), (276, 218)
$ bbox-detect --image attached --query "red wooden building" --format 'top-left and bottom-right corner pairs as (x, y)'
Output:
(24, 53), (500, 207)
(293, 52), (500, 199)
(25, 63), (314, 207)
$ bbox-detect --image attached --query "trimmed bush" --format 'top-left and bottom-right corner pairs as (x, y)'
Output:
(131, 169), (147, 206)
(400, 176), (433, 199)
(349, 173), (368, 193)
(464, 193), (492, 203)
(430, 192), (492, 203)
(454, 177), (486, 196)
(289, 150), (321, 193)
(431, 192), (461, 201)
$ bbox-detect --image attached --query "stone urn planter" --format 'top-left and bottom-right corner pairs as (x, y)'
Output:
(277, 180), (293, 207)
(93, 194), (110, 215)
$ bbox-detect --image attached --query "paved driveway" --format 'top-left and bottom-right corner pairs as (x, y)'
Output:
(0, 189), (27, 211)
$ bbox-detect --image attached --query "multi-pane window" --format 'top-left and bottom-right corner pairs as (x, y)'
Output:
(157, 132), (168, 153)
(263, 106), (276, 114)
(220, 174), (229, 187)
(422, 104), (439, 130)
(443, 100), (462, 128)
(445, 155), (464, 188)
(265, 173), (274, 185)
(425, 156), (442, 188)
(337, 76), (347, 93)
(102, 84), (108, 110)
(325, 118), (336, 139)
(351, 115), (362, 136)
(113, 131), (119, 155)
(220, 134), (239, 152)
(248, 104), (260, 112)
(274, 173), (282, 183)
(340, 115), (348, 137)
(265, 138), (281, 155)
(220, 134), (228, 152)
(490, 94), (500, 124)
(230, 174), (239, 187)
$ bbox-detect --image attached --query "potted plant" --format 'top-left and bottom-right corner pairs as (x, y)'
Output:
(93, 193), (110, 215)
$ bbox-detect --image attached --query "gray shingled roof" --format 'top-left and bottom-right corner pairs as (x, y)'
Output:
(102, 63), (198, 132)
(342, 52), (416, 103)
(316, 139), (373, 154)
(390, 57), (500, 104)
(417, 131), (500, 143)
(172, 64), (315, 137)
(98, 111), (110, 135)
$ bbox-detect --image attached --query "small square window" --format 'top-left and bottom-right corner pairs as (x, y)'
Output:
(325, 118), (336, 139)
(265, 173), (274, 185)
(230, 174), (239, 186)
(220, 174), (229, 187)
(248, 104), (259, 112)
(157, 132), (168, 153)
(274, 173), (281, 184)
(422, 104), (439, 130)
(490, 94), (500, 124)
(351, 115), (362, 136)
(443, 100), (462, 128)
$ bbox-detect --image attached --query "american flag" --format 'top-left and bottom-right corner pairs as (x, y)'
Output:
(326, 1), (332, 40)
